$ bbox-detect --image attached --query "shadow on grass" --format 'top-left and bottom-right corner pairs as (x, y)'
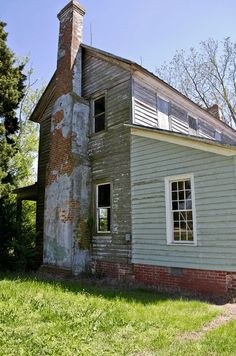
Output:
(0, 271), (207, 306)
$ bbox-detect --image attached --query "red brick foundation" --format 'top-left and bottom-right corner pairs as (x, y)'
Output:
(93, 260), (236, 299)
(92, 261), (134, 281)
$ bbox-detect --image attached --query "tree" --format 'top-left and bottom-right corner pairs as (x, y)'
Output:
(0, 70), (43, 271)
(0, 21), (26, 196)
(156, 37), (236, 126)
(0, 21), (44, 270)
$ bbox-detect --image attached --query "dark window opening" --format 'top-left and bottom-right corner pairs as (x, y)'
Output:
(188, 116), (198, 131)
(97, 183), (111, 232)
(94, 96), (105, 133)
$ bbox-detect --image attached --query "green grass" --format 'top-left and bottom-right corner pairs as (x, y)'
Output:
(0, 273), (235, 355)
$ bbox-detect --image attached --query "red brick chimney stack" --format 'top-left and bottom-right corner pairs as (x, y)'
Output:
(56, 0), (85, 97)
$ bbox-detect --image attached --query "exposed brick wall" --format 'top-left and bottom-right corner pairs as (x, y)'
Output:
(92, 260), (236, 299)
(92, 260), (134, 281)
(133, 264), (229, 296)
(56, 2), (85, 98)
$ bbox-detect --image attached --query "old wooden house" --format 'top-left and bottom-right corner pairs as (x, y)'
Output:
(16, 0), (236, 298)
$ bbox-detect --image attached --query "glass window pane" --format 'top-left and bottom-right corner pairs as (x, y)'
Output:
(174, 220), (179, 228)
(186, 200), (192, 209)
(178, 181), (184, 190)
(179, 200), (185, 209)
(173, 212), (179, 221)
(172, 201), (178, 210)
(172, 191), (178, 200)
(187, 211), (192, 220)
(179, 191), (185, 200)
(95, 97), (105, 116)
(187, 231), (193, 241)
(172, 182), (177, 191)
(185, 180), (191, 190)
(185, 190), (192, 200)
(187, 221), (193, 231)
(179, 211), (187, 221)
(181, 231), (187, 241)
(98, 184), (110, 207)
(174, 230), (180, 241)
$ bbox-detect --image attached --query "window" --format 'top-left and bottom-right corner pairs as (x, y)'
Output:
(215, 130), (222, 142)
(96, 183), (111, 233)
(165, 174), (196, 244)
(94, 96), (105, 133)
(188, 116), (198, 131)
(157, 97), (169, 115)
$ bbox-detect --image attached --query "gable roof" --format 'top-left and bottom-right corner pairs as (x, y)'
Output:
(127, 124), (236, 157)
(30, 43), (236, 138)
(82, 44), (236, 135)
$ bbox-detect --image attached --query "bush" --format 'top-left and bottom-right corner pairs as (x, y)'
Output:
(0, 194), (36, 271)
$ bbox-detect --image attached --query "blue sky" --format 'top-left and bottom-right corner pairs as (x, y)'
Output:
(1, 0), (236, 86)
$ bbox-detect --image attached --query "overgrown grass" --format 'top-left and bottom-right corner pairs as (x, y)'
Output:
(0, 273), (234, 355)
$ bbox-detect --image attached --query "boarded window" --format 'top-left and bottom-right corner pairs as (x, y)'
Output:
(96, 183), (111, 232)
(94, 96), (105, 133)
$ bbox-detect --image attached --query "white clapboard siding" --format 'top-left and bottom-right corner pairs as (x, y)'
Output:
(198, 129), (214, 140)
(134, 98), (158, 127)
(131, 134), (236, 272)
(170, 116), (189, 134)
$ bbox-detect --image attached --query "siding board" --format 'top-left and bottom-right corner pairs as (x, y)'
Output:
(84, 51), (132, 263)
(131, 134), (236, 272)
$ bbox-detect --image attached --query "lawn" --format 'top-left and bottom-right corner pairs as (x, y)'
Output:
(0, 274), (235, 355)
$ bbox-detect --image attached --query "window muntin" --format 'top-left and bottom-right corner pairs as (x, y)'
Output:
(94, 96), (105, 133)
(165, 175), (196, 244)
(96, 183), (111, 233)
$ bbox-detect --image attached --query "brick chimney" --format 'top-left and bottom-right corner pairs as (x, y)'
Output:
(43, 1), (91, 274)
(56, 0), (85, 97)
(207, 104), (224, 121)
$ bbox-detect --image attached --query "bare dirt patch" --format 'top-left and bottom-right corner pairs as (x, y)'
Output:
(180, 303), (236, 340)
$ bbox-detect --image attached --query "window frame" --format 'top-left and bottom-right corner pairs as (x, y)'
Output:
(165, 173), (197, 246)
(96, 182), (111, 234)
(92, 94), (106, 134)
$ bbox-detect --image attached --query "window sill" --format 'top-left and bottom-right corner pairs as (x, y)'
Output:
(167, 241), (197, 247)
(93, 234), (112, 238)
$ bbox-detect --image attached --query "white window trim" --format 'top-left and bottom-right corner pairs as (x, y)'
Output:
(96, 182), (111, 234)
(165, 173), (197, 246)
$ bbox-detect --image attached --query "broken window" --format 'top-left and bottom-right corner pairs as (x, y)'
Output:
(165, 175), (196, 244)
(94, 96), (105, 133)
(96, 183), (111, 233)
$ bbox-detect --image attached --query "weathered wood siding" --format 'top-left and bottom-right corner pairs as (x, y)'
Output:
(36, 108), (53, 239)
(132, 80), (158, 128)
(132, 75), (236, 145)
(83, 51), (132, 263)
(131, 134), (236, 271)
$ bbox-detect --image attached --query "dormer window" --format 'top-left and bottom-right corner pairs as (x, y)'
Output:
(94, 96), (106, 133)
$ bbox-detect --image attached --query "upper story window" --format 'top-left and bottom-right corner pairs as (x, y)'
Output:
(96, 183), (111, 233)
(165, 174), (196, 245)
(157, 97), (169, 116)
(215, 130), (222, 142)
(94, 96), (106, 133)
(188, 116), (198, 131)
